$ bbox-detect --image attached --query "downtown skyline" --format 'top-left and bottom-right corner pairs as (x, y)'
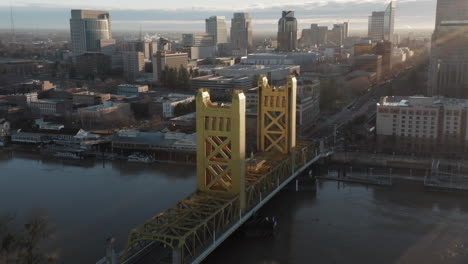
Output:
(0, 0), (436, 32)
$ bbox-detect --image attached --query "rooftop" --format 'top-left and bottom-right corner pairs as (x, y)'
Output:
(192, 75), (251, 81)
(379, 96), (468, 108)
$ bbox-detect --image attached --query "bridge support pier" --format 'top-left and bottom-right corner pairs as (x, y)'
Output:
(172, 247), (182, 264)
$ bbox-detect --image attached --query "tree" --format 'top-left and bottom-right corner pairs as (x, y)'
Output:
(19, 211), (53, 264)
(177, 65), (190, 90)
(174, 100), (196, 117)
(166, 67), (178, 89)
(0, 213), (17, 264)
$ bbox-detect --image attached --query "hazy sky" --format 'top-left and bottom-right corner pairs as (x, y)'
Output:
(0, 0), (436, 32)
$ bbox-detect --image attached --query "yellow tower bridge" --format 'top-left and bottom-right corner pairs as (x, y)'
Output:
(97, 75), (332, 264)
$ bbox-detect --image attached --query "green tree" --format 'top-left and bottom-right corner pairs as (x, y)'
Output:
(174, 100), (196, 117)
(177, 65), (190, 90)
(167, 67), (178, 89)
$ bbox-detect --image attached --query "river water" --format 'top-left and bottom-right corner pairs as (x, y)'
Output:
(1, 151), (468, 264)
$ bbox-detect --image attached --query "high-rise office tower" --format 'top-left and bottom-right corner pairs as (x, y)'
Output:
(368, 1), (395, 42)
(368, 11), (384, 41)
(428, 21), (468, 98)
(428, 0), (468, 98)
(435, 0), (468, 27)
(277, 11), (298, 51)
(205, 16), (228, 44)
(70, 9), (115, 55)
(230, 13), (253, 53)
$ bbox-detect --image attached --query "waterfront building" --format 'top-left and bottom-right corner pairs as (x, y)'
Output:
(231, 13), (253, 55)
(368, 1), (395, 42)
(69, 9), (115, 55)
(277, 11), (298, 51)
(152, 52), (189, 82)
(376, 96), (468, 157)
(205, 16), (228, 45)
(112, 130), (196, 162)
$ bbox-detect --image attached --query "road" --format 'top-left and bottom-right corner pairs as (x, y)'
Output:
(306, 67), (413, 141)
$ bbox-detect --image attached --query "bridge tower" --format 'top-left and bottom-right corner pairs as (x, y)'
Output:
(257, 75), (297, 154)
(196, 89), (246, 209)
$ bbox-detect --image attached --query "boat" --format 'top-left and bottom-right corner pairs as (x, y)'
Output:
(53, 152), (81, 160)
(128, 153), (155, 163)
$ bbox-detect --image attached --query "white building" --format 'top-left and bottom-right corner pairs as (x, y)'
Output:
(212, 64), (300, 84)
(78, 101), (130, 120)
(152, 94), (195, 118)
(376, 96), (468, 156)
(189, 46), (217, 59)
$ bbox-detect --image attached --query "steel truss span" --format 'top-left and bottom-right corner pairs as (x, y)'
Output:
(123, 143), (320, 264)
(111, 75), (331, 264)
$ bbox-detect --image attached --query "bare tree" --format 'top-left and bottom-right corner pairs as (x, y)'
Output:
(0, 213), (17, 264)
(17, 211), (53, 264)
